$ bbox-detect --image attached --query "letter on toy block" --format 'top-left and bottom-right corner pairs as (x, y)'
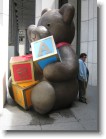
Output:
(10, 54), (35, 83)
(38, 42), (51, 56)
(31, 36), (61, 71)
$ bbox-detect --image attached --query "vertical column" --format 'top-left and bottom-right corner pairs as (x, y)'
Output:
(90, 0), (97, 86)
(35, 0), (42, 25)
(80, 0), (97, 86)
(13, 2), (19, 56)
(9, 0), (12, 45)
(16, 29), (19, 53)
(0, 0), (9, 110)
(8, 0), (16, 78)
(68, 0), (78, 52)
(42, 0), (58, 9)
(25, 29), (30, 54)
(8, 0), (19, 56)
(35, 0), (58, 25)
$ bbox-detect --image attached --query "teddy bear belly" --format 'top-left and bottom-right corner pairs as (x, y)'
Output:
(51, 79), (78, 110)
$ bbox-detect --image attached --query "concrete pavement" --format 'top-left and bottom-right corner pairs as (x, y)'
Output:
(0, 85), (98, 131)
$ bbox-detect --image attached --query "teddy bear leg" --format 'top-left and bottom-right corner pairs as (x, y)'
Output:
(31, 81), (56, 114)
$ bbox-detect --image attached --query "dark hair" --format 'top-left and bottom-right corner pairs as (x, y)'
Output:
(80, 53), (87, 58)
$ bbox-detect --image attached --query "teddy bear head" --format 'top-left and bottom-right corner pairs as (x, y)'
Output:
(37, 3), (75, 44)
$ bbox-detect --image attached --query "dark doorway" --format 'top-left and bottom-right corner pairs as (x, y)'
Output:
(59, 0), (68, 8)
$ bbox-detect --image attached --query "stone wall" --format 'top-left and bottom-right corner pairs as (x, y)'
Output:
(80, 0), (97, 86)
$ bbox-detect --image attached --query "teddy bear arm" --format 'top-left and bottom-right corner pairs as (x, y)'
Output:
(43, 60), (78, 82)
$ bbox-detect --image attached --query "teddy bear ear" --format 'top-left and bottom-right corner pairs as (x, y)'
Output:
(59, 3), (75, 24)
(27, 25), (37, 44)
(41, 8), (51, 16)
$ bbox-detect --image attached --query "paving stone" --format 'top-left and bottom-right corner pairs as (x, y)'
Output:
(49, 111), (77, 124)
(41, 122), (84, 131)
(3, 125), (41, 130)
(79, 120), (98, 131)
(0, 85), (98, 131)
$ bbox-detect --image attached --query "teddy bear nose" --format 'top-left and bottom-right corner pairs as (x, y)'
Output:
(36, 26), (51, 39)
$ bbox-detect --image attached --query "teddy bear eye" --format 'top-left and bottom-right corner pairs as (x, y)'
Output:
(47, 23), (50, 27)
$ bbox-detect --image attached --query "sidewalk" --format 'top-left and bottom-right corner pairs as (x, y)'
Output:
(0, 85), (98, 131)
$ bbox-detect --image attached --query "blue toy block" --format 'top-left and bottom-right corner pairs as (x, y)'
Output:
(31, 36), (61, 71)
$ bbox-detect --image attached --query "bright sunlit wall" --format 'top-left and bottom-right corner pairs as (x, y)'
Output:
(0, 0), (9, 114)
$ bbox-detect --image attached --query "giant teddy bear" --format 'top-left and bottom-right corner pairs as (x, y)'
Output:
(27, 3), (79, 114)
(8, 3), (79, 114)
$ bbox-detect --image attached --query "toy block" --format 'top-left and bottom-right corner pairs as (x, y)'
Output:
(10, 54), (35, 83)
(12, 81), (39, 110)
(31, 36), (61, 71)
